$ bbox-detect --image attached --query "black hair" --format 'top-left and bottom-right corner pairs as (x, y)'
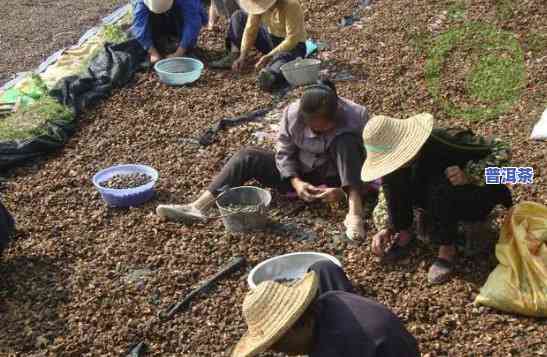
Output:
(298, 79), (338, 123)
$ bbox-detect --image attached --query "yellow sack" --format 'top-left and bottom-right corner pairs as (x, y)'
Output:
(475, 201), (547, 317)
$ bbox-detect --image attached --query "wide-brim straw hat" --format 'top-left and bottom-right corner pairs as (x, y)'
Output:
(239, 0), (277, 14)
(361, 113), (434, 182)
(231, 272), (319, 357)
(144, 0), (174, 14)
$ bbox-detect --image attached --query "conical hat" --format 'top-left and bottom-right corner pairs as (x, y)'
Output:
(231, 272), (319, 357)
(361, 113), (434, 182)
(144, 0), (174, 14)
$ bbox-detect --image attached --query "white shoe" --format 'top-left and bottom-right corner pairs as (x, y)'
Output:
(156, 204), (207, 224)
(344, 214), (365, 241)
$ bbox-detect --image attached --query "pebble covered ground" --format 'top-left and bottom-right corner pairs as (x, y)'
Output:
(1, 0), (546, 356)
(0, 0), (127, 85)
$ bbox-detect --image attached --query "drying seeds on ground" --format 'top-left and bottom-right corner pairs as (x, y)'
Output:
(274, 278), (297, 285)
(1, 0), (545, 356)
(99, 173), (152, 189)
(223, 204), (261, 213)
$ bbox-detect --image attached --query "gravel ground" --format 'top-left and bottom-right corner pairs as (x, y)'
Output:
(0, 0), (127, 85)
(1, 0), (546, 356)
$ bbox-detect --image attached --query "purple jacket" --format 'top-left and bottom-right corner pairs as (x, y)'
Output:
(275, 98), (368, 179)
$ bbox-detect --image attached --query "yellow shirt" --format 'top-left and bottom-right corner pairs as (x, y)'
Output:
(241, 0), (307, 57)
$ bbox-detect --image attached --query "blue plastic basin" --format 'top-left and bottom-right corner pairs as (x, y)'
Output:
(154, 57), (204, 86)
(92, 164), (159, 207)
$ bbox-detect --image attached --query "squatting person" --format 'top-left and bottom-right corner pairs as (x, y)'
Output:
(131, 0), (207, 64)
(156, 80), (370, 240)
(231, 260), (420, 357)
(361, 113), (513, 284)
(210, 0), (308, 92)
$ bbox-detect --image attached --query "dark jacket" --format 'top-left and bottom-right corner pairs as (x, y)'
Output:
(383, 129), (493, 231)
(311, 291), (419, 357)
(131, 0), (207, 50)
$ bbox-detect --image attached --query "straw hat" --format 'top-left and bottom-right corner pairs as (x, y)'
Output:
(231, 272), (319, 357)
(239, 0), (277, 14)
(361, 113), (434, 182)
(144, 0), (174, 14)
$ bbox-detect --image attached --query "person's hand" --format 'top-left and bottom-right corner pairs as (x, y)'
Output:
(291, 178), (323, 202)
(372, 228), (394, 256)
(149, 48), (162, 64)
(445, 166), (468, 186)
(255, 55), (272, 70)
(232, 55), (247, 72)
(167, 47), (186, 59)
(316, 187), (346, 203)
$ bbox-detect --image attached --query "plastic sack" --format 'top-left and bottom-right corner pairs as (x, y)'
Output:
(475, 201), (547, 317)
(0, 74), (48, 108)
(530, 108), (547, 140)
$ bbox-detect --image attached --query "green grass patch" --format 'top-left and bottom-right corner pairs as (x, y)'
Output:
(0, 97), (74, 141)
(102, 23), (128, 44)
(78, 24), (128, 74)
(425, 22), (525, 122)
(525, 32), (547, 56)
(495, 0), (514, 21)
(409, 31), (432, 55)
(447, 1), (466, 21)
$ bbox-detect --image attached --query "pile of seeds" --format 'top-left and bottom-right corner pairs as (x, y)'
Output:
(99, 173), (152, 189)
(274, 277), (298, 286)
(1, 0), (545, 355)
(223, 203), (261, 214)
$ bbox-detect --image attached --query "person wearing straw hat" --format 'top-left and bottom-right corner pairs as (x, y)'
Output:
(131, 0), (208, 64)
(209, 0), (307, 92)
(232, 270), (419, 357)
(156, 80), (373, 240)
(361, 114), (513, 284)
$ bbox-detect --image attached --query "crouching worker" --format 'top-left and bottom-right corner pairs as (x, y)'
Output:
(210, 0), (307, 92)
(156, 81), (370, 240)
(231, 262), (420, 357)
(361, 114), (513, 284)
(131, 0), (208, 64)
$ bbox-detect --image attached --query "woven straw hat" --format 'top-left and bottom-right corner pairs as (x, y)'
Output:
(144, 0), (174, 14)
(231, 272), (319, 357)
(239, 0), (277, 14)
(361, 113), (434, 182)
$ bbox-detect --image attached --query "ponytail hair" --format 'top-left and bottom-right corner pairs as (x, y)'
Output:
(298, 79), (338, 123)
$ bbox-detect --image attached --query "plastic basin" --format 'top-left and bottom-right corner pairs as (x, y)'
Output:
(247, 252), (342, 289)
(154, 57), (204, 86)
(281, 58), (321, 86)
(92, 164), (159, 207)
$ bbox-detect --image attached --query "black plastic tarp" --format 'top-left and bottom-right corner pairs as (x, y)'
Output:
(0, 199), (15, 254)
(198, 108), (272, 146)
(0, 39), (147, 171)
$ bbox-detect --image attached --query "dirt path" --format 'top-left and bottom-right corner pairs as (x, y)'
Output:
(0, 0), (126, 85)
